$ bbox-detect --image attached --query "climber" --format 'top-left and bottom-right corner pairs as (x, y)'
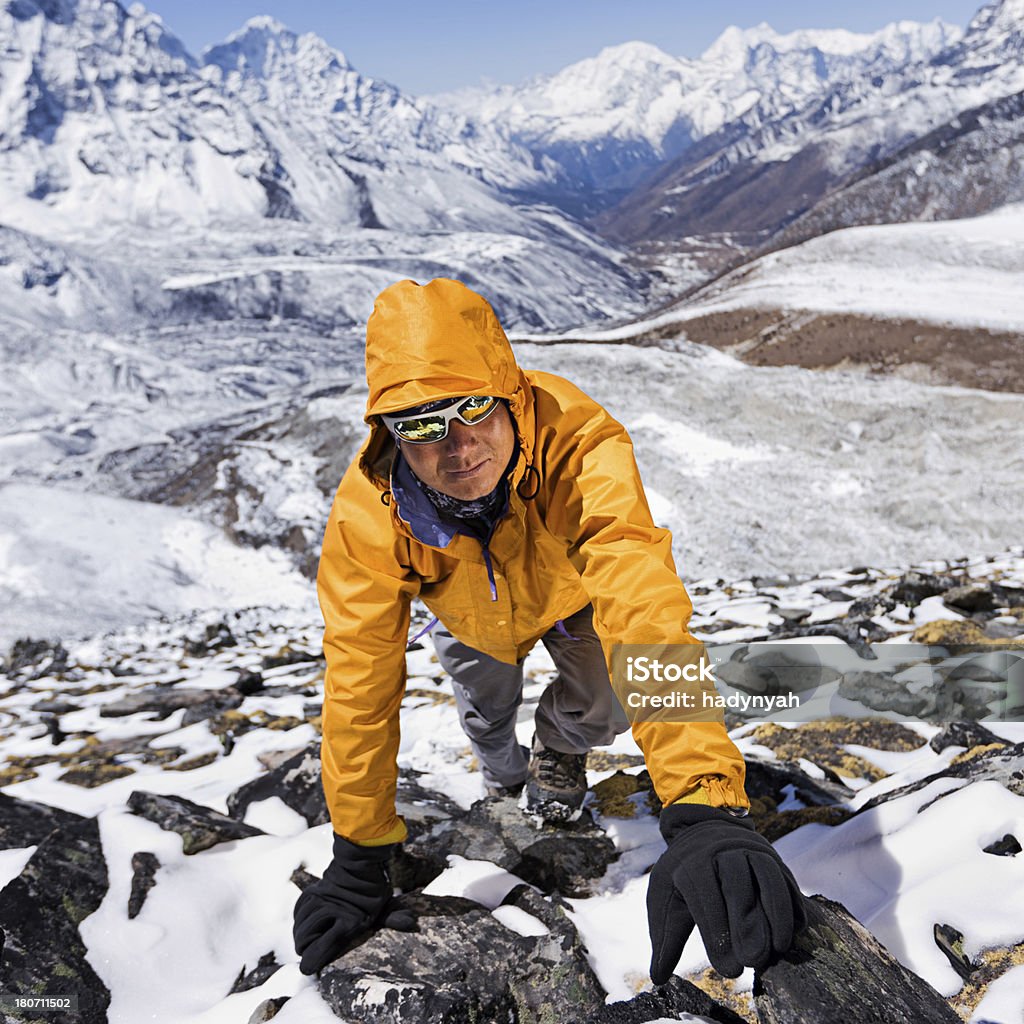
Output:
(293, 278), (806, 979)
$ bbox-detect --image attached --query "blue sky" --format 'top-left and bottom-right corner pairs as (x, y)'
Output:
(147, 0), (985, 94)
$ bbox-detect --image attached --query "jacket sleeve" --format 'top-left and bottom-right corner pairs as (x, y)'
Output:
(317, 459), (421, 844)
(539, 384), (749, 810)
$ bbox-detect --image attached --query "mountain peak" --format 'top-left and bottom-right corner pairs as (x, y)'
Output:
(234, 15), (291, 37)
(203, 18), (351, 83)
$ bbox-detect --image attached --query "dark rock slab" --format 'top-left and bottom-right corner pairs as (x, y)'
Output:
(401, 795), (617, 898)
(754, 896), (961, 1024)
(0, 792), (85, 849)
(394, 771), (463, 840)
(944, 582), (999, 613)
(859, 741), (1024, 812)
(0, 818), (110, 1024)
(228, 745), (328, 827)
(838, 669), (946, 718)
(127, 851), (160, 919)
(230, 951), (282, 993)
(100, 685), (242, 720)
(318, 890), (605, 1024)
(929, 720), (1005, 753)
(592, 975), (748, 1024)
(743, 758), (851, 808)
(983, 833), (1021, 856)
(889, 571), (955, 606)
(933, 922), (974, 980)
(127, 791), (264, 854)
(715, 648), (840, 697)
(3, 637), (69, 679)
(184, 620), (237, 657)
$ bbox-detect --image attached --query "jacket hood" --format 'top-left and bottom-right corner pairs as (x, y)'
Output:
(359, 278), (534, 489)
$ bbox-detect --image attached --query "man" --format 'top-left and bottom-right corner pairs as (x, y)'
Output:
(293, 278), (805, 981)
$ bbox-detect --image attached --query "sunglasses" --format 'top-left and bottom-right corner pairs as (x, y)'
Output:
(381, 395), (502, 444)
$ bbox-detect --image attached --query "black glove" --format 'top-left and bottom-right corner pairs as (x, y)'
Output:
(293, 833), (414, 975)
(647, 804), (806, 982)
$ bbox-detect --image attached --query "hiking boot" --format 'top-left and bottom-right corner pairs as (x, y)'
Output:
(524, 734), (588, 822)
(486, 781), (525, 799)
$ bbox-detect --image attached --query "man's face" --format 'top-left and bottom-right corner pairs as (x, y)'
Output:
(398, 403), (516, 500)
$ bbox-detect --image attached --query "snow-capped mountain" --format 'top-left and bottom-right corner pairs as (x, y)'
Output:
(0, 1), (653, 336)
(0, 0), (283, 235)
(599, 0), (1024, 245)
(434, 19), (960, 214)
(200, 17), (563, 232)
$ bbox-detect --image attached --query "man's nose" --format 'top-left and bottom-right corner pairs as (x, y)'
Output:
(444, 420), (476, 452)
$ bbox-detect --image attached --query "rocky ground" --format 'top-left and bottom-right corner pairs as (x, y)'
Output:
(0, 547), (1022, 1023)
(620, 308), (1024, 394)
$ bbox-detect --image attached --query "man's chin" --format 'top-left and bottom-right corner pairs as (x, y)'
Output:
(438, 471), (500, 500)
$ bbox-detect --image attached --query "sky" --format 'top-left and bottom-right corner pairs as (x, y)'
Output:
(145, 0), (986, 95)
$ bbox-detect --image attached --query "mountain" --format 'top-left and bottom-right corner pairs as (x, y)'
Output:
(435, 20), (960, 217)
(597, 0), (1024, 247)
(0, 0), (282, 234)
(572, 204), (1024, 393)
(0, 2), (652, 334)
(200, 17), (563, 232)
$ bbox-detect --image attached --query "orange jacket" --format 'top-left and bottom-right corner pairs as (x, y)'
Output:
(318, 278), (749, 844)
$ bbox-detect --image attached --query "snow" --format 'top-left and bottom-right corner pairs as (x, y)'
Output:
(0, 483), (314, 647)
(666, 205), (1024, 333)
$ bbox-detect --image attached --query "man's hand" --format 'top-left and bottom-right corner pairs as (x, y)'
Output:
(293, 834), (414, 975)
(647, 804), (806, 982)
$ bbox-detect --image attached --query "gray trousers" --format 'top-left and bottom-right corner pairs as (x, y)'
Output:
(433, 604), (631, 788)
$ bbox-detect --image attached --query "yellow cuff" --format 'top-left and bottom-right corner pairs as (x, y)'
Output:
(673, 786), (712, 806)
(349, 819), (408, 846)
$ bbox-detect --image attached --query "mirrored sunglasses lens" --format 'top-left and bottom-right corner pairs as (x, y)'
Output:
(396, 416), (446, 443)
(458, 396), (499, 423)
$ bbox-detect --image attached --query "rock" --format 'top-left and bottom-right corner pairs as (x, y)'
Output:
(0, 792), (85, 849)
(948, 650), (1023, 682)
(59, 762), (137, 788)
(838, 670), (938, 718)
(184, 620), (237, 656)
(0, 818), (110, 1024)
(261, 645), (322, 670)
(768, 621), (881, 656)
(743, 757), (852, 808)
(715, 648), (839, 698)
(929, 720), (1004, 753)
(859, 742), (1024, 811)
(814, 587), (855, 602)
(934, 922), (974, 980)
(128, 851), (160, 919)
(127, 791), (264, 854)
(3, 637), (69, 679)
(753, 896), (961, 1024)
(401, 795), (617, 898)
(983, 618), (1024, 640)
(230, 951), (282, 993)
(847, 591), (897, 621)
(910, 620), (990, 646)
(248, 997), (289, 1022)
(100, 685), (242, 720)
(889, 571), (955, 606)
(943, 583), (998, 613)
(982, 834), (1022, 857)
(994, 582), (1024, 605)
(317, 890), (606, 1024)
(775, 607), (812, 623)
(235, 669), (265, 695)
(30, 696), (81, 715)
(591, 975), (748, 1024)
(228, 745), (329, 827)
